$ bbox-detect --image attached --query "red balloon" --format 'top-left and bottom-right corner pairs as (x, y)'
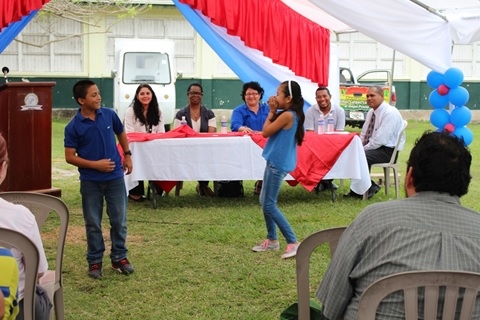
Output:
(438, 84), (450, 95)
(444, 123), (455, 133)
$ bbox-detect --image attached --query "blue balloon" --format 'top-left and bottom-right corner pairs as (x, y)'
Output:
(426, 71), (444, 88)
(450, 106), (472, 128)
(430, 108), (450, 129)
(444, 67), (464, 88)
(448, 86), (469, 107)
(452, 126), (473, 146)
(428, 89), (449, 109)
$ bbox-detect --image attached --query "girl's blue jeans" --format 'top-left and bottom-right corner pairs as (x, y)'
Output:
(259, 162), (297, 244)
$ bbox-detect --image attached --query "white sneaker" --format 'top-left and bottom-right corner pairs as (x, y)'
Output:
(281, 243), (300, 259)
(252, 239), (280, 252)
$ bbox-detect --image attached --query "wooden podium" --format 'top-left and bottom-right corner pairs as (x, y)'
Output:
(0, 82), (61, 196)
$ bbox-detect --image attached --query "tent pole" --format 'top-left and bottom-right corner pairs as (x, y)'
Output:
(390, 49), (396, 101)
(409, 0), (447, 21)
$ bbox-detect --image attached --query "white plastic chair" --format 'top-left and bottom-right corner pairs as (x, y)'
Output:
(371, 119), (408, 198)
(0, 227), (40, 320)
(296, 227), (347, 320)
(358, 270), (480, 320)
(0, 192), (69, 320)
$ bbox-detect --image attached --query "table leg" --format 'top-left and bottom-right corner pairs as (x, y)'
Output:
(175, 181), (183, 196)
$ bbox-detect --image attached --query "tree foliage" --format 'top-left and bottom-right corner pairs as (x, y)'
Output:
(15, 0), (153, 47)
(41, 0), (152, 25)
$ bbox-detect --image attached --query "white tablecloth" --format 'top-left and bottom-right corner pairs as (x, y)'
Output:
(124, 134), (370, 194)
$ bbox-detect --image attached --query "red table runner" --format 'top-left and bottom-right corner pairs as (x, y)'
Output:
(251, 132), (356, 191)
(126, 125), (244, 142)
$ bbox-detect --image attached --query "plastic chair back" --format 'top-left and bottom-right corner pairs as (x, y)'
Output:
(371, 119), (408, 198)
(358, 270), (480, 320)
(296, 227), (347, 320)
(0, 227), (39, 320)
(0, 192), (69, 320)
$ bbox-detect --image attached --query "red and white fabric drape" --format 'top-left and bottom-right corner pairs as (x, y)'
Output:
(178, 0), (330, 86)
(1, 0), (50, 29)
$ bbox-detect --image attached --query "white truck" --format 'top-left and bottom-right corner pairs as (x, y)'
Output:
(112, 38), (176, 130)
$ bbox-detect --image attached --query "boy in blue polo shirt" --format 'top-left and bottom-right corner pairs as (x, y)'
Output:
(64, 79), (134, 279)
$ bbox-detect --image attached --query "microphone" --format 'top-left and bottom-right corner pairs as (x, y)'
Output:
(2, 66), (9, 83)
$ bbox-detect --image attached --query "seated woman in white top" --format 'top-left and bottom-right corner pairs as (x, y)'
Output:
(124, 84), (165, 201)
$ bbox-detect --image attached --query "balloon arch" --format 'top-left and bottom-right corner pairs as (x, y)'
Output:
(427, 68), (473, 146)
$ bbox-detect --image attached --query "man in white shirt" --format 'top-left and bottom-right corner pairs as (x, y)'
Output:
(305, 87), (346, 194)
(305, 87), (345, 132)
(344, 86), (405, 199)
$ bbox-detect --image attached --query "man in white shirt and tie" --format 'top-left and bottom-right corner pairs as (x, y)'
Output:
(345, 86), (405, 199)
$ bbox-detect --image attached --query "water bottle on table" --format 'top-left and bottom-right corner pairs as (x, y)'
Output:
(327, 111), (334, 133)
(221, 116), (228, 134)
(180, 116), (187, 125)
(317, 113), (325, 135)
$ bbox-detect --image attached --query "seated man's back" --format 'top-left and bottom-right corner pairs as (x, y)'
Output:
(317, 131), (480, 319)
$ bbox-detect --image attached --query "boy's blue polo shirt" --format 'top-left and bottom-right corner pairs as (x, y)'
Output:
(64, 107), (125, 181)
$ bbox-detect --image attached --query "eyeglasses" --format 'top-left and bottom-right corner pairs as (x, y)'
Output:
(188, 91), (203, 96)
(245, 92), (259, 97)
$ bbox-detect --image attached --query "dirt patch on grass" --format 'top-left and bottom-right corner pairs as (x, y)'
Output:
(52, 167), (77, 179)
(42, 225), (144, 244)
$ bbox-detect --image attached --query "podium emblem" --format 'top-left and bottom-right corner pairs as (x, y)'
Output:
(21, 93), (43, 110)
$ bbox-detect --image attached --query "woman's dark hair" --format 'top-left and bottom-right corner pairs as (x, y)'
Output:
(241, 81), (264, 102)
(273, 80), (305, 146)
(187, 83), (203, 93)
(407, 131), (471, 197)
(132, 84), (160, 127)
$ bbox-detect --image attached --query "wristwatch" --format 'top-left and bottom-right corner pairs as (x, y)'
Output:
(124, 150), (132, 156)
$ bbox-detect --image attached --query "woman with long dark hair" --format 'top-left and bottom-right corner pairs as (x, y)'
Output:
(124, 84), (165, 201)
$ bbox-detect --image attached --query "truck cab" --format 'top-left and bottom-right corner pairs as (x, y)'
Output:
(112, 38), (176, 131)
(339, 67), (396, 128)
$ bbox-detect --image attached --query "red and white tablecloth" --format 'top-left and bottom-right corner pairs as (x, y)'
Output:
(122, 126), (370, 195)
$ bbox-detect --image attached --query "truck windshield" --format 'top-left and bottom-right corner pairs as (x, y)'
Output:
(122, 52), (171, 84)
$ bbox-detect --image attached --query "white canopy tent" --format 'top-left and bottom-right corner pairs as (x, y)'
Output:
(284, 0), (480, 73)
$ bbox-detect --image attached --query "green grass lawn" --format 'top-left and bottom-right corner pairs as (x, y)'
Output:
(48, 119), (480, 319)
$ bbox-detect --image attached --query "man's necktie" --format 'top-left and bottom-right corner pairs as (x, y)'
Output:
(363, 112), (376, 145)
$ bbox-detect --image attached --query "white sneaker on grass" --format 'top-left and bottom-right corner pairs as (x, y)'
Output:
(281, 242), (300, 259)
(252, 239), (280, 252)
